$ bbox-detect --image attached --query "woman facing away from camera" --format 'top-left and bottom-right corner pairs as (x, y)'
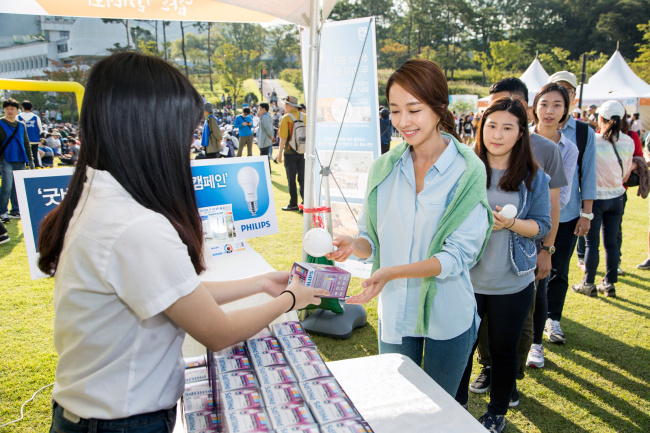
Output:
(455, 97), (551, 432)
(38, 52), (327, 432)
(327, 58), (493, 397)
(571, 100), (634, 298)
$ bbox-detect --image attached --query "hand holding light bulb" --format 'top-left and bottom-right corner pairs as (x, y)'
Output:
(237, 166), (260, 216)
(303, 228), (338, 257)
(499, 204), (517, 219)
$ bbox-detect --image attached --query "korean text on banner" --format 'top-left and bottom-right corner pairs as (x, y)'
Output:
(13, 157), (277, 279)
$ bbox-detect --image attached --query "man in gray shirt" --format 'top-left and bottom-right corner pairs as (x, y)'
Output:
(470, 78), (567, 406)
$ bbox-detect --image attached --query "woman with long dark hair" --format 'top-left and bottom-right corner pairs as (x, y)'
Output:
(455, 97), (551, 432)
(572, 100), (634, 298)
(39, 52), (327, 432)
(326, 58), (493, 398)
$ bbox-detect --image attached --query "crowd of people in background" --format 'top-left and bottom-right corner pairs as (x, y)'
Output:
(365, 67), (649, 432)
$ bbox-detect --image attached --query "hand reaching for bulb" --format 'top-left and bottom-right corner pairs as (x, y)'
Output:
(325, 235), (370, 262)
(346, 267), (394, 304)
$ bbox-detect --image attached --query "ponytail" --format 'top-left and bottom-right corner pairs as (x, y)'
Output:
(440, 109), (461, 142)
(602, 116), (621, 144)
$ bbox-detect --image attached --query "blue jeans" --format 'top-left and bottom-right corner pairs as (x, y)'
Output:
(378, 318), (478, 397)
(50, 401), (176, 433)
(0, 158), (25, 214)
(585, 194), (625, 284)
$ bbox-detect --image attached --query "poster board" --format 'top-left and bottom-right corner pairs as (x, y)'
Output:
(14, 157), (276, 279)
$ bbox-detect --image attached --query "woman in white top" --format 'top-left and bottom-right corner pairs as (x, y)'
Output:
(38, 52), (327, 432)
(572, 100), (634, 298)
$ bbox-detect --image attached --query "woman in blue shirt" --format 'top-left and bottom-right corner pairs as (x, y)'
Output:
(327, 59), (493, 397)
(455, 97), (551, 432)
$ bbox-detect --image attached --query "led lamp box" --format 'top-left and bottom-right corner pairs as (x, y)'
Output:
(289, 262), (351, 298)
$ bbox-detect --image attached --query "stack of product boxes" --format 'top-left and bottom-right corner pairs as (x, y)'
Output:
(181, 322), (373, 433)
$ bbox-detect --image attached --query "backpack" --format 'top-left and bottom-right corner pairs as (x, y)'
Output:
(287, 112), (306, 154)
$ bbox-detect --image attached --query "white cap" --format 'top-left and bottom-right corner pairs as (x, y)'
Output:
(597, 100), (625, 120)
(573, 108), (582, 114)
(548, 71), (578, 89)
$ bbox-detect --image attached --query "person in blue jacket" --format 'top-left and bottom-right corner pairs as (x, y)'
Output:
(0, 98), (34, 222)
(455, 97), (551, 432)
(235, 107), (254, 157)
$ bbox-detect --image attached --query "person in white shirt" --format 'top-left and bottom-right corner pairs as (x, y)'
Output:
(38, 52), (327, 432)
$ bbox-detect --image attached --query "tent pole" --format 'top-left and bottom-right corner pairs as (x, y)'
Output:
(302, 0), (321, 261)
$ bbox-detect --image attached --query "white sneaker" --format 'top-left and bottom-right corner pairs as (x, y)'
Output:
(526, 343), (545, 368)
(545, 318), (566, 344)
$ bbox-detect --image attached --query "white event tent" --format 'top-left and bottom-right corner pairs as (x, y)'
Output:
(578, 50), (650, 130)
(477, 56), (549, 109)
(1, 0), (339, 243)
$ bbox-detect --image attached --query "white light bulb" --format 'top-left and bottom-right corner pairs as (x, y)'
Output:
(303, 228), (338, 257)
(237, 166), (260, 216)
(499, 204), (517, 219)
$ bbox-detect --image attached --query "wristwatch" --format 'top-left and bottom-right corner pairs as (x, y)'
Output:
(541, 245), (556, 255)
(580, 212), (594, 220)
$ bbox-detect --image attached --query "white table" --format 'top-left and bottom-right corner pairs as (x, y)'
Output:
(179, 244), (484, 432)
(328, 354), (485, 432)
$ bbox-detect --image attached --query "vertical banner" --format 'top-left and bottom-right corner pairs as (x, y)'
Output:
(14, 157), (277, 279)
(302, 17), (379, 278)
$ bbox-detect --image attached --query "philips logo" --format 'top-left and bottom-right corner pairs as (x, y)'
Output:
(240, 221), (271, 232)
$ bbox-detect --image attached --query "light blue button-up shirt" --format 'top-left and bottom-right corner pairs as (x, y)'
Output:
(356, 142), (489, 344)
(560, 117), (597, 222)
(529, 127), (579, 209)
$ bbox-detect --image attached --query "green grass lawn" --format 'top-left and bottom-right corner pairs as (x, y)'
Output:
(1, 156), (649, 431)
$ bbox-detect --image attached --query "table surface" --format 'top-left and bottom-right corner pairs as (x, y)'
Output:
(328, 354), (486, 433)
(179, 243), (484, 432)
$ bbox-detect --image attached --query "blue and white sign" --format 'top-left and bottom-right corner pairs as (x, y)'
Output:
(302, 17), (379, 278)
(14, 157), (277, 279)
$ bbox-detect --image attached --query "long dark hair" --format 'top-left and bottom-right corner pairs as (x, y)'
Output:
(532, 83), (570, 125)
(38, 52), (206, 276)
(602, 116), (622, 144)
(385, 58), (461, 142)
(476, 97), (538, 192)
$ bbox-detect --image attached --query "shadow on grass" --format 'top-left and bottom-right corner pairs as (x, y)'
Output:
(0, 224), (24, 261)
(530, 318), (650, 432)
(599, 297), (650, 319)
(272, 180), (289, 195)
(618, 272), (650, 284)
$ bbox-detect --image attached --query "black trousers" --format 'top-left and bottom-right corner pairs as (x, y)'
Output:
(547, 217), (580, 322)
(284, 153), (304, 207)
(456, 282), (535, 415)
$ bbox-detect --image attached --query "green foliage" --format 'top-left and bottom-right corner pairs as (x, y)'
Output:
(379, 39), (408, 69)
(477, 40), (526, 84)
(632, 20), (650, 83)
(137, 40), (163, 57)
(278, 69), (304, 92)
(213, 43), (260, 108)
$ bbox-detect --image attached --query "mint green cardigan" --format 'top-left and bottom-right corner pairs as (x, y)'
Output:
(364, 134), (494, 335)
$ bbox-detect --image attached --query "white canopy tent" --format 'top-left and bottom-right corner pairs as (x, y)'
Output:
(578, 50), (650, 130)
(0, 0), (338, 245)
(478, 57), (549, 109)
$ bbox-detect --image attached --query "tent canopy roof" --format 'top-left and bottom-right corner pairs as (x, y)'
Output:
(1, 0), (337, 27)
(520, 57), (549, 93)
(581, 50), (650, 100)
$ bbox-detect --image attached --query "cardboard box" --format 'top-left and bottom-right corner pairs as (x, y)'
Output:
(290, 262), (351, 298)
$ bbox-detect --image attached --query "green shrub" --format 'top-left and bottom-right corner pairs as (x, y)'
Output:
(279, 69), (303, 92)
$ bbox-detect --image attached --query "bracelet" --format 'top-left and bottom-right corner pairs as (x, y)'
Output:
(280, 290), (296, 313)
(506, 218), (516, 229)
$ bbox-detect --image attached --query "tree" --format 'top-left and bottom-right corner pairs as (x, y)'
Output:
(478, 40), (526, 84)
(101, 19), (131, 50)
(266, 25), (300, 73)
(195, 22), (215, 91)
(42, 59), (91, 123)
(213, 43), (260, 110)
(380, 40), (408, 69)
(632, 20), (650, 83)
(180, 21), (189, 77)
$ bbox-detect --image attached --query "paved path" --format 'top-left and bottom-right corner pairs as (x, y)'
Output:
(257, 78), (290, 111)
